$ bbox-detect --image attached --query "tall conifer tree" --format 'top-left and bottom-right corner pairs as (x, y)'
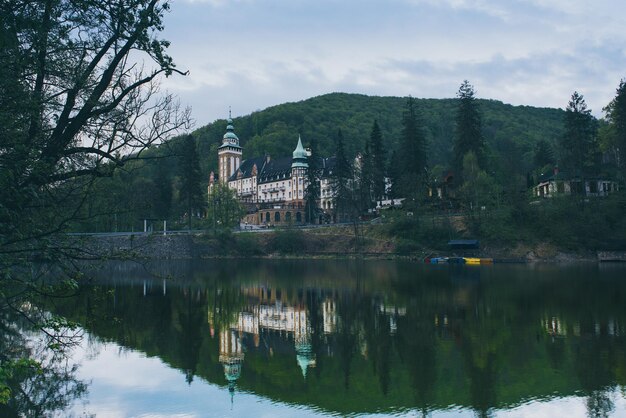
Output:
(332, 129), (353, 221)
(454, 81), (484, 181)
(608, 80), (626, 179)
(179, 134), (204, 229)
(359, 139), (374, 210)
(370, 120), (386, 205)
(396, 97), (427, 200)
(305, 136), (321, 223)
(388, 149), (401, 199)
(559, 92), (598, 176)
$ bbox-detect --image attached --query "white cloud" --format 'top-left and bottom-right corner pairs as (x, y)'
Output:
(402, 0), (512, 20)
(158, 0), (626, 124)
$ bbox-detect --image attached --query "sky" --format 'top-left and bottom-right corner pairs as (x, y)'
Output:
(159, 0), (626, 127)
(67, 332), (623, 417)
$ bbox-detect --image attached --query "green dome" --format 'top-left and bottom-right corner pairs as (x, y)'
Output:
(292, 136), (308, 169)
(295, 340), (315, 378)
(221, 116), (241, 147)
(224, 362), (242, 382)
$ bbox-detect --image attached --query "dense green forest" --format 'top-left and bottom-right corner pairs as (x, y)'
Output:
(72, 93), (569, 232)
(193, 93), (566, 178)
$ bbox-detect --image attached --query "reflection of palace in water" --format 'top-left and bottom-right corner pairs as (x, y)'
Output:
(208, 286), (406, 392)
(542, 316), (623, 338)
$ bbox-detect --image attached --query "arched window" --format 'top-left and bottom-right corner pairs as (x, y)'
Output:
(286, 212), (292, 221)
(265, 212), (270, 222)
(275, 212), (280, 222)
(296, 212), (302, 222)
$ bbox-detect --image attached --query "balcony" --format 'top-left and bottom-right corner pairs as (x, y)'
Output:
(263, 185), (286, 193)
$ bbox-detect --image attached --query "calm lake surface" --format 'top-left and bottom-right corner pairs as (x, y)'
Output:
(32, 260), (626, 416)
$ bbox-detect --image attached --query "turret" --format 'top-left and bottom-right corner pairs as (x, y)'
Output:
(291, 135), (308, 203)
(291, 135), (308, 169)
(218, 109), (243, 183)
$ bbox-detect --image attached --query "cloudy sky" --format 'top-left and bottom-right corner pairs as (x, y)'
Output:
(160, 0), (626, 126)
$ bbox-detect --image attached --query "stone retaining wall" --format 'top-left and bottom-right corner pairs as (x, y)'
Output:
(72, 234), (195, 260)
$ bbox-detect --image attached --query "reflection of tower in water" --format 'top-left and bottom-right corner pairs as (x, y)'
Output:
(294, 308), (316, 378)
(219, 328), (244, 402)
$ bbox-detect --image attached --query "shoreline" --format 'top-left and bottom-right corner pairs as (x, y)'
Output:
(66, 232), (624, 263)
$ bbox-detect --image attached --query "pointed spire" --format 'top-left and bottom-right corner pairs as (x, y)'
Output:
(221, 108), (240, 148)
(292, 135), (309, 168)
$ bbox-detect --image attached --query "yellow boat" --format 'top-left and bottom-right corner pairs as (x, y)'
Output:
(464, 257), (481, 265)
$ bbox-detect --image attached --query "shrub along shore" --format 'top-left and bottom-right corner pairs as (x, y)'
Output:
(69, 223), (617, 263)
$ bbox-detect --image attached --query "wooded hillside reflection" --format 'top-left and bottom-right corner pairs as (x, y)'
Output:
(52, 260), (626, 417)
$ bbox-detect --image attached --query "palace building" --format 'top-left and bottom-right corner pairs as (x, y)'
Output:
(209, 115), (336, 225)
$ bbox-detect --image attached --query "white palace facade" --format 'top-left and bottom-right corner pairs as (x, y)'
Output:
(209, 116), (336, 225)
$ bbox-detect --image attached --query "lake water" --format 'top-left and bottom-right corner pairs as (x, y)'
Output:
(11, 260), (626, 417)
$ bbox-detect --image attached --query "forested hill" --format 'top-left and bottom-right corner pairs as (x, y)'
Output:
(190, 92), (566, 179)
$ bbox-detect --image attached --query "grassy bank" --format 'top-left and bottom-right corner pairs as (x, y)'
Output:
(193, 222), (607, 262)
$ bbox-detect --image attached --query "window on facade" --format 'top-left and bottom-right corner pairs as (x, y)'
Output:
(286, 212), (291, 221)
(274, 212), (280, 222)
(265, 212), (270, 222)
(589, 181), (598, 193)
(296, 212), (302, 222)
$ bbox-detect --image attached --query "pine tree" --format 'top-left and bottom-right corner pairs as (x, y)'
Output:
(179, 134), (204, 229)
(387, 149), (401, 199)
(331, 129), (353, 222)
(608, 80), (626, 179)
(369, 120), (386, 205)
(305, 136), (321, 223)
(359, 137), (374, 210)
(396, 97), (427, 201)
(559, 91), (598, 176)
(454, 81), (485, 181)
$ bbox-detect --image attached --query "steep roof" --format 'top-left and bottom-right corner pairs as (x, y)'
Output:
(228, 156), (267, 182)
(258, 156), (293, 184)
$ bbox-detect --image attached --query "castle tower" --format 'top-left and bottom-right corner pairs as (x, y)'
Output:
(218, 328), (244, 403)
(218, 111), (242, 184)
(291, 135), (309, 202)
